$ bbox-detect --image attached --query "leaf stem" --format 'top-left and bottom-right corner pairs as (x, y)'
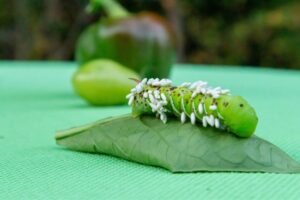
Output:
(87, 0), (130, 18)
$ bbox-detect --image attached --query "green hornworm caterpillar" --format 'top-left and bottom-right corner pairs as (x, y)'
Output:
(126, 78), (258, 137)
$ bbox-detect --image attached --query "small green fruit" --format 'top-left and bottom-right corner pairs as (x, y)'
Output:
(73, 59), (140, 105)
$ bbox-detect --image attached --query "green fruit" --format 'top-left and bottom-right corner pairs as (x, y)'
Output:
(75, 0), (177, 78)
(72, 59), (140, 105)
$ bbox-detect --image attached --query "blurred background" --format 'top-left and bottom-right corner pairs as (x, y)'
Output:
(1, 0), (300, 69)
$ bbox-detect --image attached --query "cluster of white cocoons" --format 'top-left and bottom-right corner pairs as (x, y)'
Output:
(127, 78), (230, 129)
(127, 78), (172, 123)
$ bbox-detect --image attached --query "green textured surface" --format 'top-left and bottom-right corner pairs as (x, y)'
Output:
(1, 61), (300, 199)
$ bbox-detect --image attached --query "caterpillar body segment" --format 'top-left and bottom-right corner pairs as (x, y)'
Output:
(127, 78), (258, 137)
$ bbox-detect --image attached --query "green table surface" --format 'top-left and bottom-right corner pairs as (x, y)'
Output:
(1, 61), (300, 199)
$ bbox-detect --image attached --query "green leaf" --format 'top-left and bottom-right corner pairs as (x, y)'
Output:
(55, 114), (300, 173)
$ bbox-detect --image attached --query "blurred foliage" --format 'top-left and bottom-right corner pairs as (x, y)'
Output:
(182, 0), (300, 68)
(0, 0), (300, 69)
(0, 0), (96, 59)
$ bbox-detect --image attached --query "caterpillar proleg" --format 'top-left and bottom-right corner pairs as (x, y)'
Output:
(127, 78), (258, 137)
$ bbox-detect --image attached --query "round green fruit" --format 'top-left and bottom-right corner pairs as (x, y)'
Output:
(73, 59), (140, 105)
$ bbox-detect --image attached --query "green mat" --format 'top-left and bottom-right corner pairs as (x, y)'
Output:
(1, 61), (300, 199)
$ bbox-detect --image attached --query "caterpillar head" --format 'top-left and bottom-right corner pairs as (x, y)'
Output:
(217, 96), (258, 137)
